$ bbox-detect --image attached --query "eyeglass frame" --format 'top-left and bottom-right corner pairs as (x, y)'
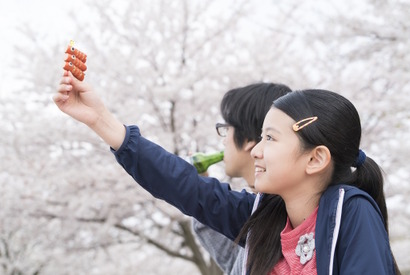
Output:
(215, 123), (230, 137)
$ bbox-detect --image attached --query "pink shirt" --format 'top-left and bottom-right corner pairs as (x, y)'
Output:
(270, 207), (318, 275)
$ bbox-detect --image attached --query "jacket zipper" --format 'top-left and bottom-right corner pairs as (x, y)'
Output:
(329, 188), (345, 275)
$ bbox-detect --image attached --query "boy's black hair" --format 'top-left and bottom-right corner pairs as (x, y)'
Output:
(220, 83), (291, 149)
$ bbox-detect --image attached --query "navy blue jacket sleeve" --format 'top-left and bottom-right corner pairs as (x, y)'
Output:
(111, 125), (255, 241)
(335, 196), (395, 275)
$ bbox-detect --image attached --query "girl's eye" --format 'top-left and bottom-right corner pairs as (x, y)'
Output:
(259, 134), (275, 141)
(266, 135), (275, 141)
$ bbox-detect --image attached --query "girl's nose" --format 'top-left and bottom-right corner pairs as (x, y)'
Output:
(251, 140), (262, 159)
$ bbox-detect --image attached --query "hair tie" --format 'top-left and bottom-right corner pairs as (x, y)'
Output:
(353, 149), (366, 168)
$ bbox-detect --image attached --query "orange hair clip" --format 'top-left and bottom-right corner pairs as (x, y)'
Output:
(64, 54), (87, 71)
(63, 62), (85, 81)
(293, 116), (318, 132)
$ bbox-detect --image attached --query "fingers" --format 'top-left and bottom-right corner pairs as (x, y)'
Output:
(58, 83), (71, 94)
(68, 70), (93, 92)
(58, 72), (72, 93)
(66, 70), (81, 86)
(55, 71), (72, 104)
(59, 71), (82, 91)
(54, 77), (70, 104)
(53, 92), (69, 103)
(60, 72), (71, 84)
(57, 71), (92, 100)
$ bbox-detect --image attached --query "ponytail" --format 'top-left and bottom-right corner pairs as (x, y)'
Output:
(346, 153), (401, 274)
(350, 155), (388, 230)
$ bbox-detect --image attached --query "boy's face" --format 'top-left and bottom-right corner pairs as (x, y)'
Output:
(223, 126), (255, 182)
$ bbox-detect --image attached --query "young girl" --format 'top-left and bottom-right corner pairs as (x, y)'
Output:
(55, 71), (400, 274)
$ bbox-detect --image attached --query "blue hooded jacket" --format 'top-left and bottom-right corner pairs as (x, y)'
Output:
(113, 125), (396, 275)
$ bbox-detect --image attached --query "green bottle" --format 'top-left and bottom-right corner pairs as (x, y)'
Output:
(188, 151), (224, 174)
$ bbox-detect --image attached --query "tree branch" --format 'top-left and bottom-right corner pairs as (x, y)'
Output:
(114, 223), (194, 262)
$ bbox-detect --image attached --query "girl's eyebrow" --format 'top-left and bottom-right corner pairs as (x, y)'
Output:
(263, 126), (281, 134)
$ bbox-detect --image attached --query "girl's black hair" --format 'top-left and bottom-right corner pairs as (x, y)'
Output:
(220, 83), (291, 149)
(236, 89), (400, 274)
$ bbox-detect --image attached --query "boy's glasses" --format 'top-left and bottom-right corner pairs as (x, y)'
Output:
(216, 123), (230, 137)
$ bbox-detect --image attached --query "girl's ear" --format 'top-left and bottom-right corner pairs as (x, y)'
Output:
(306, 145), (332, 175)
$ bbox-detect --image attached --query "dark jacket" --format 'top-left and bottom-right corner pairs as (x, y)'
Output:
(113, 125), (396, 275)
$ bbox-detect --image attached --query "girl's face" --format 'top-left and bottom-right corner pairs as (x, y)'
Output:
(251, 108), (309, 196)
